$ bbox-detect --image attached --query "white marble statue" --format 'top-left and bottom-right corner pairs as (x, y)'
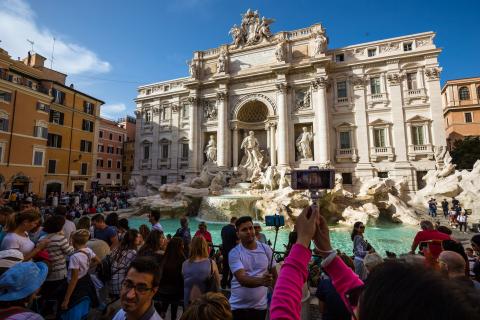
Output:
(240, 131), (265, 180)
(188, 59), (198, 79)
(230, 9), (275, 48)
(217, 49), (227, 73)
(204, 135), (217, 163)
(312, 31), (327, 56)
(262, 166), (279, 191)
(275, 40), (286, 62)
(296, 127), (314, 160)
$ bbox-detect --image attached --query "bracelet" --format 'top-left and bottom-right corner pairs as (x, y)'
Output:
(320, 250), (337, 268)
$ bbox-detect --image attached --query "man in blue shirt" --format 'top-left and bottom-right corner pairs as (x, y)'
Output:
(91, 214), (118, 248)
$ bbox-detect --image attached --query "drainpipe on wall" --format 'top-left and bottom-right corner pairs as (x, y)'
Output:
(6, 90), (17, 166)
(66, 92), (76, 192)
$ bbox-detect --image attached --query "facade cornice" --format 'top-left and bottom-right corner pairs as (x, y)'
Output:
(0, 79), (52, 101)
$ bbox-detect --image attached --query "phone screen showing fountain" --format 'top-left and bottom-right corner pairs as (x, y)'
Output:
(291, 169), (335, 190)
(265, 215), (285, 227)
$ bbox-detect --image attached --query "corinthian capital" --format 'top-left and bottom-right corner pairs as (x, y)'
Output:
(187, 96), (197, 104)
(350, 76), (366, 89)
(424, 67), (442, 81)
(275, 82), (288, 93)
(386, 72), (403, 86)
(216, 91), (226, 101)
(311, 76), (328, 90)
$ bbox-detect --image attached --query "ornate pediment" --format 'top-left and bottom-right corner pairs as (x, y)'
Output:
(406, 115), (431, 123)
(369, 118), (392, 126)
(229, 9), (275, 48)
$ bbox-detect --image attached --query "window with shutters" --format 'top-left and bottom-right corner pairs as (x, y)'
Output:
(181, 143), (189, 160)
(51, 88), (65, 105)
(411, 126), (425, 145)
(370, 77), (381, 94)
(0, 117), (9, 132)
(339, 131), (351, 149)
(81, 163), (88, 175)
(47, 133), (62, 148)
(49, 110), (64, 125)
(48, 160), (56, 174)
(117, 161), (121, 169)
(373, 129), (386, 147)
(82, 120), (94, 132)
(36, 102), (50, 112)
(108, 160), (112, 168)
(406, 73), (417, 90)
(33, 150), (44, 166)
(80, 140), (92, 152)
(83, 101), (94, 114)
(459, 87), (470, 101)
(34, 126), (48, 139)
(0, 91), (12, 103)
(337, 81), (347, 98)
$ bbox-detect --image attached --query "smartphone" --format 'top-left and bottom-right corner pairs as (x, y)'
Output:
(265, 215), (285, 227)
(290, 168), (335, 190)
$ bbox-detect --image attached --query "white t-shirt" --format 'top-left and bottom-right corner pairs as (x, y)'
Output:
(63, 219), (77, 241)
(68, 248), (96, 282)
(152, 223), (164, 233)
(0, 232), (35, 256)
(229, 241), (275, 310)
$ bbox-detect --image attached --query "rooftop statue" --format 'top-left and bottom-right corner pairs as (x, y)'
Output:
(229, 9), (275, 48)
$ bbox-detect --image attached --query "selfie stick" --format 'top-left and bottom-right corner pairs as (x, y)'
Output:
(268, 213), (281, 272)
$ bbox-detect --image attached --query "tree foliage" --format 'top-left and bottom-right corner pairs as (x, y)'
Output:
(450, 137), (480, 170)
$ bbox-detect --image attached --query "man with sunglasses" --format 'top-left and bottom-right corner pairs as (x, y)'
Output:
(113, 257), (162, 320)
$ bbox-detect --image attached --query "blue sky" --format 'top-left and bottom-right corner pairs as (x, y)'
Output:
(1, 0), (479, 119)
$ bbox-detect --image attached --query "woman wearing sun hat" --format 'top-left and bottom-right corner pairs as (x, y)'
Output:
(0, 261), (48, 319)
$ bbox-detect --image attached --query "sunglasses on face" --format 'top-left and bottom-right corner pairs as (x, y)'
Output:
(122, 280), (154, 294)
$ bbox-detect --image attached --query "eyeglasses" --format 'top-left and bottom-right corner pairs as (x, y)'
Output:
(121, 280), (153, 294)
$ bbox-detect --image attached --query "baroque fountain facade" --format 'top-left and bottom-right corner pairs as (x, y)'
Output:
(129, 10), (480, 226)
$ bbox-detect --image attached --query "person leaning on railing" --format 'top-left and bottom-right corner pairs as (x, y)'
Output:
(270, 206), (480, 320)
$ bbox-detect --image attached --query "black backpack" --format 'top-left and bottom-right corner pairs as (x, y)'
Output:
(96, 254), (113, 283)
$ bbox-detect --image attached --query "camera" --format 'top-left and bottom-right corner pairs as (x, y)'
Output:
(290, 167), (335, 190)
(265, 215), (285, 228)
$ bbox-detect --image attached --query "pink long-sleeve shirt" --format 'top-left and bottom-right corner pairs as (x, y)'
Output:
(270, 243), (363, 320)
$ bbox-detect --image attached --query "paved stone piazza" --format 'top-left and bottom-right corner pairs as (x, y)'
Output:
(132, 10), (447, 195)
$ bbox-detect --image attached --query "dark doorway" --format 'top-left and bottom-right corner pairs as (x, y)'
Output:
(12, 176), (30, 193)
(46, 182), (61, 197)
(74, 184), (85, 192)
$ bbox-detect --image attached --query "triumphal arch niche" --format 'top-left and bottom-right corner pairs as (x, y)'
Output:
(134, 9), (447, 192)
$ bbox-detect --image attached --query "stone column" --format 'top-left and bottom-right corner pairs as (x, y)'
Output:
(232, 124), (239, 169)
(351, 74), (373, 167)
(216, 92), (229, 167)
(188, 96), (200, 171)
(276, 83), (289, 167)
(386, 71), (408, 162)
(312, 77), (330, 165)
(425, 67), (447, 147)
(269, 122), (276, 166)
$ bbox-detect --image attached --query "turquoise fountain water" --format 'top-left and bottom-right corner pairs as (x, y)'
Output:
(128, 216), (418, 256)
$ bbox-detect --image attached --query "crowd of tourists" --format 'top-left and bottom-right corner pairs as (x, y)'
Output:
(428, 197), (471, 232)
(0, 197), (479, 320)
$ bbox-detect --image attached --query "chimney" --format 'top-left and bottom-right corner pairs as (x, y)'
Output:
(23, 52), (46, 68)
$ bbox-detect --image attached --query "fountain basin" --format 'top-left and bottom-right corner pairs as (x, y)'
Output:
(198, 193), (263, 222)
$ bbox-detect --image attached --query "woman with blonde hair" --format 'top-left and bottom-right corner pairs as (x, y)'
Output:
(182, 236), (220, 308)
(180, 292), (232, 320)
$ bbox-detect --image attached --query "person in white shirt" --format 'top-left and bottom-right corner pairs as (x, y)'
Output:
(61, 229), (100, 310)
(229, 216), (277, 320)
(55, 206), (76, 241)
(113, 257), (163, 320)
(148, 210), (163, 233)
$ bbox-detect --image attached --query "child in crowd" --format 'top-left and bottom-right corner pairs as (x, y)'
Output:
(61, 229), (100, 310)
(466, 247), (478, 279)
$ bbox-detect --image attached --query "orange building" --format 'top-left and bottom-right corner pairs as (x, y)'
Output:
(118, 116), (136, 186)
(442, 77), (480, 150)
(0, 47), (104, 196)
(96, 118), (126, 188)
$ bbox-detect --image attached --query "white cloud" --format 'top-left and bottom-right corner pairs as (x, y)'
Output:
(101, 103), (127, 119)
(0, 0), (111, 75)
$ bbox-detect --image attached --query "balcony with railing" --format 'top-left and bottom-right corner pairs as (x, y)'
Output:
(367, 92), (389, 107)
(141, 122), (153, 134)
(404, 88), (428, 104)
(157, 158), (171, 169)
(140, 159), (152, 169)
(335, 148), (358, 162)
(408, 144), (434, 160)
(370, 146), (394, 162)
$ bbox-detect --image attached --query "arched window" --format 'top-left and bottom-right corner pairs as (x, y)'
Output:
(459, 86), (470, 101)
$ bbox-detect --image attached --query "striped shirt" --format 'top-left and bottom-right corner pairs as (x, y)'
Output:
(42, 233), (74, 281)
